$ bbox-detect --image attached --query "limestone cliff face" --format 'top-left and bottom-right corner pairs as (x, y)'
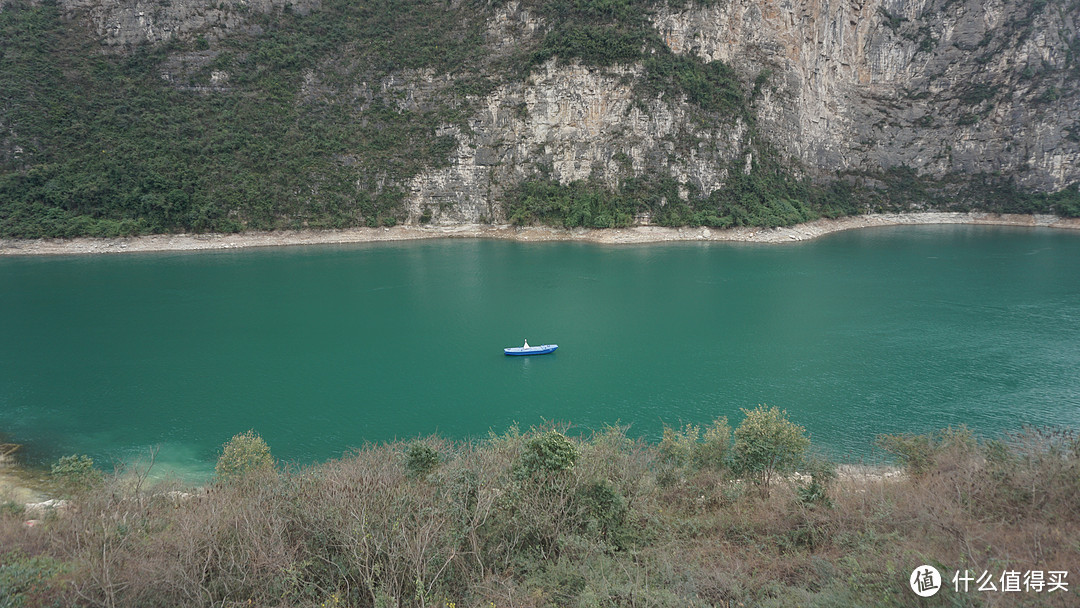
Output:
(407, 0), (1078, 222)
(653, 0), (1078, 191)
(405, 1), (753, 224)
(405, 58), (748, 223)
(22, 0), (1078, 225)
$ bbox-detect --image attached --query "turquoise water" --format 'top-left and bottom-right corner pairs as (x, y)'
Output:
(2, 225), (1079, 479)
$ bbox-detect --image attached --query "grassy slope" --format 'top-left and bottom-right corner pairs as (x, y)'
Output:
(1, 424), (1078, 607)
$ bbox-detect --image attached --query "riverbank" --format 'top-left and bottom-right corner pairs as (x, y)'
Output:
(3, 212), (1079, 255)
(0, 447), (49, 504)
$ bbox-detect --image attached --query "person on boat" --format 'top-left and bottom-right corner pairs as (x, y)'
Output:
(523, 339), (529, 348)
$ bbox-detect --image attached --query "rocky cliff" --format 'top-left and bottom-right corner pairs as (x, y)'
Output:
(418, 0), (1078, 223)
(1, 0), (1077, 234)
(660, 0), (1079, 183)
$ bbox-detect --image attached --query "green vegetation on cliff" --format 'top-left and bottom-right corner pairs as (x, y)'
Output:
(0, 0), (488, 237)
(2, 415), (1078, 607)
(505, 145), (863, 229)
(529, 0), (747, 116)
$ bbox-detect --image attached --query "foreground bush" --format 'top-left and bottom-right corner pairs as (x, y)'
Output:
(1, 418), (1077, 607)
(49, 455), (102, 496)
(215, 430), (274, 481)
(520, 430), (579, 476)
(875, 425), (976, 476)
(403, 439), (442, 478)
(0, 551), (69, 608)
(732, 405), (810, 492)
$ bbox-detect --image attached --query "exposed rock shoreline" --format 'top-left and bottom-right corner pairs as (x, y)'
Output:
(2, 212), (1079, 256)
(0, 449), (49, 505)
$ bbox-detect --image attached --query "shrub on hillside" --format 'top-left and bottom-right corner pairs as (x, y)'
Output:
(215, 430), (274, 481)
(404, 440), (441, 478)
(796, 454), (837, 507)
(970, 427), (1080, 521)
(658, 423), (698, 471)
(0, 551), (69, 608)
(520, 430), (579, 477)
(694, 416), (732, 472)
(657, 417), (732, 486)
(732, 405), (810, 493)
(50, 454), (102, 495)
(875, 425), (975, 476)
(576, 479), (629, 548)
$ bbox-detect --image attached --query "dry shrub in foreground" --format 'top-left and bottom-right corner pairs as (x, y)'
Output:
(1, 423), (1077, 607)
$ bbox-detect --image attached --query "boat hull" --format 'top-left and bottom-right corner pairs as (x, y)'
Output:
(504, 344), (558, 356)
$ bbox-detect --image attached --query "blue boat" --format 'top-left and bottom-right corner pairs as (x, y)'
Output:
(504, 342), (558, 356)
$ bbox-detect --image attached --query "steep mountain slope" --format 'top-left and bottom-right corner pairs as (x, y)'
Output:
(1, 0), (1077, 236)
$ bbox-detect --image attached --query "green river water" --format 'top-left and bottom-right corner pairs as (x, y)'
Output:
(2, 225), (1079, 480)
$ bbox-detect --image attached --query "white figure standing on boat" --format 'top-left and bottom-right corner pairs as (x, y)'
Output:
(504, 339), (557, 356)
